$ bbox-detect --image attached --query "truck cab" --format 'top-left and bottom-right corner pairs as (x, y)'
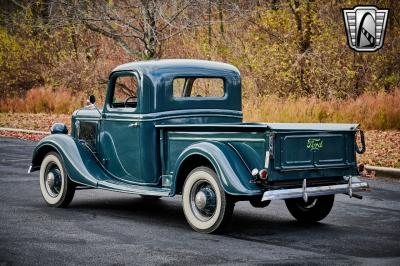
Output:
(72, 60), (243, 186)
(30, 59), (369, 233)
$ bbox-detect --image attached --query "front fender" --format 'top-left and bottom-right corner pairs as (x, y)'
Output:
(31, 134), (108, 187)
(173, 141), (263, 196)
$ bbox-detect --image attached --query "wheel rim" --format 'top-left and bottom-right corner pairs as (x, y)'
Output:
(44, 162), (62, 198)
(190, 180), (217, 222)
(298, 197), (318, 209)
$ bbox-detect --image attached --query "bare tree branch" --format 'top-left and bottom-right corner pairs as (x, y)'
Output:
(82, 20), (142, 57)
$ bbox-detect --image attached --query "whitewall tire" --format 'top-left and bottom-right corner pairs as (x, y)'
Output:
(39, 152), (75, 207)
(182, 166), (234, 233)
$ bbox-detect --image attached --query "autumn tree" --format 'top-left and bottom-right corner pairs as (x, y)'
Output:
(53, 0), (210, 59)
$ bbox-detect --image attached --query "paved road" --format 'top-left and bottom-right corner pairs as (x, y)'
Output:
(0, 137), (399, 265)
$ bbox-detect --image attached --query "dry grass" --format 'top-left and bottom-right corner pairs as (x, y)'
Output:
(1, 87), (399, 130)
(0, 87), (85, 114)
(243, 89), (400, 130)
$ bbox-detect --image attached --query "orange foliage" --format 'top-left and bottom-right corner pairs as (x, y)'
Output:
(244, 89), (400, 130)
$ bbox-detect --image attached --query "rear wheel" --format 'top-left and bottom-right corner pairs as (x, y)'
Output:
(285, 195), (334, 223)
(39, 152), (75, 207)
(182, 166), (234, 233)
(249, 197), (270, 208)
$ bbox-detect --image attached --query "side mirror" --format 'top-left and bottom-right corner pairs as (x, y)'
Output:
(88, 95), (96, 104)
(85, 94), (101, 115)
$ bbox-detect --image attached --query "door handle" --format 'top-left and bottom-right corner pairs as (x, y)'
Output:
(128, 123), (139, 128)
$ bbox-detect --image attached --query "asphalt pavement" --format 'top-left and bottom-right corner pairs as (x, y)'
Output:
(0, 137), (399, 265)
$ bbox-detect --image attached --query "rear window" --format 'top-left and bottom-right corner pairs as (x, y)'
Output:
(173, 78), (224, 98)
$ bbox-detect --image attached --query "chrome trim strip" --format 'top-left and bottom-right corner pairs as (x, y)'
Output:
(170, 131), (258, 135)
(275, 164), (355, 171)
(168, 137), (265, 142)
(103, 118), (137, 122)
(97, 181), (171, 196)
(262, 177), (369, 201)
(265, 151), (270, 168)
(150, 113), (242, 121)
(103, 113), (243, 122)
(75, 118), (101, 121)
(156, 122), (358, 131)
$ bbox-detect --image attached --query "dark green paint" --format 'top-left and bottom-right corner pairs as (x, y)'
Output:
(30, 59), (361, 197)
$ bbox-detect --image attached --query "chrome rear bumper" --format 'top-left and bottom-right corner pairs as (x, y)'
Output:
(262, 176), (369, 201)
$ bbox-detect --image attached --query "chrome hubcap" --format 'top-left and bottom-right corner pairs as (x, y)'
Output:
(44, 163), (62, 198)
(46, 172), (55, 189)
(190, 181), (217, 221)
(195, 191), (207, 209)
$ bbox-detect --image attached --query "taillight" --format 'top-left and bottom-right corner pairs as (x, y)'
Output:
(251, 168), (268, 181)
(259, 169), (268, 180)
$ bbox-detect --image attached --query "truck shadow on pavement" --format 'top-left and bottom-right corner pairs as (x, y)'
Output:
(68, 196), (329, 235)
(33, 192), (400, 259)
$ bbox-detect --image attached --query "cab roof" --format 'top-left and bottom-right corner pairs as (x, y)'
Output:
(111, 59), (240, 77)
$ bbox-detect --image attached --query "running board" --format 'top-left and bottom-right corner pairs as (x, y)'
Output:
(97, 179), (171, 196)
(262, 176), (369, 201)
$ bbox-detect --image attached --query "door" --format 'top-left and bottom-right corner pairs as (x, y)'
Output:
(99, 71), (144, 184)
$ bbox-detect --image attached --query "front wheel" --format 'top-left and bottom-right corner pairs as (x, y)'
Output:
(182, 166), (234, 233)
(285, 195), (334, 223)
(39, 152), (75, 207)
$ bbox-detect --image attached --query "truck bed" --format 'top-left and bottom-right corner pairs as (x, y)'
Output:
(157, 122), (360, 185)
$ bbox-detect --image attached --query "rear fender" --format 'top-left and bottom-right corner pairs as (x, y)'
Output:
(172, 141), (263, 196)
(31, 134), (108, 187)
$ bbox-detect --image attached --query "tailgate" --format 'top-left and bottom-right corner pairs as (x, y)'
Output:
(269, 131), (358, 181)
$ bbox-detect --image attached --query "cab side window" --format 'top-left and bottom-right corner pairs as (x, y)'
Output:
(111, 75), (138, 108)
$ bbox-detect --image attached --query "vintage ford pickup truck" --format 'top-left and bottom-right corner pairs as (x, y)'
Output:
(29, 59), (369, 233)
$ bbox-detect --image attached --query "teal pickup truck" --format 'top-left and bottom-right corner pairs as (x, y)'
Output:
(29, 59), (369, 233)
